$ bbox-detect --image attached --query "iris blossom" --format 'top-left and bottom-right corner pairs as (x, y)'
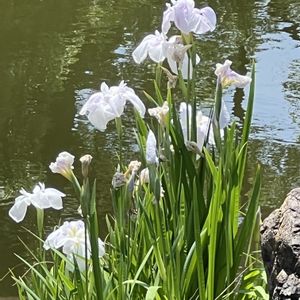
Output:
(44, 220), (105, 271)
(9, 183), (65, 223)
(132, 31), (200, 79)
(49, 151), (75, 181)
(179, 102), (210, 150)
(162, 0), (217, 35)
(132, 31), (167, 64)
(215, 60), (252, 89)
(80, 81), (145, 132)
(179, 102), (230, 152)
(148, 101), (169, 126)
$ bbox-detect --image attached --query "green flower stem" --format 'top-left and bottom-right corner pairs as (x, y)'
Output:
(70, 171), (82, 200)
(81, 179), (90, 299)
(89, 180), (104, 300)
(36, 208), (44, 261)
(36, 208), (44, 240)
(155, 62), (162, 89)
(84, 216), (89, 300)
(214, 80), (223, 123)
(115, 117), (123, 167)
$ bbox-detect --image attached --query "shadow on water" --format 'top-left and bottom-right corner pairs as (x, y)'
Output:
(0, 0), (299, 295)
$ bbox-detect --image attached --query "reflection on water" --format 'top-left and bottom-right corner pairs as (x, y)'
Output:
(0, 0), (299, 295)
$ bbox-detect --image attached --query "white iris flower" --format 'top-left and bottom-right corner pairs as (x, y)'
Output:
(179, 102), (230, 152)
(49, 151), (75, 181)
(80, 81), (145, 132)
(44, 220), (105, 271)
(215, 60), (252, 89)
(162, 0), (217, 35)
(133, 31), (200, 79)
(9, 183), (65, 223)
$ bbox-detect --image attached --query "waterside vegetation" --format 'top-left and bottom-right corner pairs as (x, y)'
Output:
(8, 1), (268, 299)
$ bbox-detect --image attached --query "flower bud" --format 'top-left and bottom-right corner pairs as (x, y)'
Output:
(185, 141), (202, 155)
(139, 168), (150, 185)
(146, 130), (159, 165)
(79, 154), (93, 178)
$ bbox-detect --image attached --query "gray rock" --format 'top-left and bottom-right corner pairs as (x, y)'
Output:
(261, 188), (300, 299)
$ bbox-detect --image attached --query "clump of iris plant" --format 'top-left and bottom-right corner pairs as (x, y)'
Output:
(8, 1), (262, 299)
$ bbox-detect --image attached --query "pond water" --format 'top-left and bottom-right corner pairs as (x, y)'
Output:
(0, 0), (299, 296)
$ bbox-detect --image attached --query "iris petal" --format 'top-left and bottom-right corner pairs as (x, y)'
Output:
(132, 37), (150, 64)
(9, 200), (28, 223)
(161, 4), (174, 34)
(124, 91), (146, 117)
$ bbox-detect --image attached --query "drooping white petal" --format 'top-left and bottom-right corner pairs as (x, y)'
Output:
(146, 130), (158, 164)
(44, 225), (66, 250)
(87, 104), (115, 131)
(193, 6), (217, 34)
(132, 40), (149, 64)
(179, 102), (192, 142)
(79, 92), (102, 115)
(124, 89), (146, 117)
(162, 3), (174, 34)
(148, 43), (166, 63)
(167, 55), (178, 75)
(229, 72), (252, 89)
(73, 255), (86, 272)
(219, 100), (230, 129)
(132, 32), (166, 64)
(180, 53), (200, 79)
(179, 102), (227, 151)
(197, 112), (214, 145)
(196, 111), (210, 149)
(46, 190), (64, 210)
(132, 34), (155, 64)
(9, 200), (29, 223)
(181, 54), (192, 79)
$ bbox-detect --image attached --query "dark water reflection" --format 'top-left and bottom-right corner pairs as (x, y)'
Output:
(0, 0), (299, 295)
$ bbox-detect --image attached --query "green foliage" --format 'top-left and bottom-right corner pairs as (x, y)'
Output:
(9, 24), (267, 300)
